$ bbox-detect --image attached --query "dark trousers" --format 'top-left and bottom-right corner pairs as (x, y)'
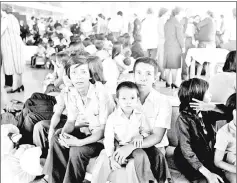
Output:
(33, 116), (67, 158)
(5, 74), (13, 87)
(143, 146), (172, 183)
(44, 128), (104, 183)
(16, 93), (57, 145)
(132, 149), (155, 182)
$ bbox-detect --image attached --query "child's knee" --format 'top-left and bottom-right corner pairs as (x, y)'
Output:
(132, 149), (146, 158)
(225, 172), (236, 183)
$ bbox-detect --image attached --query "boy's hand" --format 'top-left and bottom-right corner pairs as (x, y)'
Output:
(109, 156), (121, 171)
(132, 135), (143, 148)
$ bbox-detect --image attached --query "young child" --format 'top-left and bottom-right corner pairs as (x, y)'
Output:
(95, 40), (110, 60)
(91, 81), (155, 183)
(83, 38), (97, 55)
(67, 41), (85, 55)
(31, 41), (46, 67)
(214, 93), (236, 183)
(43, 51), (70, 94)
(54, 33), (67, 52)
(45, 40), (56, 69)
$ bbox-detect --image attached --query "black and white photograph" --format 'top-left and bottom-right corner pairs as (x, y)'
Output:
(1, 1), (236, 183)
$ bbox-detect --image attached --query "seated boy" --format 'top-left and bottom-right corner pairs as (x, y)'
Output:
(91, 81), (155, 183)
(31, 41), (46, 67)
(214, 93), (236, 183)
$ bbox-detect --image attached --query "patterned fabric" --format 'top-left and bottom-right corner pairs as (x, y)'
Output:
(1, 14), (24, 75)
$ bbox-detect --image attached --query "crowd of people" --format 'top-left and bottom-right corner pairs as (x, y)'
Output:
(1, 4), (236, 183)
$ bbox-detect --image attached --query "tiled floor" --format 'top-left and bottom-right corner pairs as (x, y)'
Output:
(1, 65), (51, 111)
(1, 64), (180, 111)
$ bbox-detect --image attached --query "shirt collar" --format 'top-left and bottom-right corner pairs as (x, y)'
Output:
(117, 106), (141, 118)
(65, 83), (96, 99)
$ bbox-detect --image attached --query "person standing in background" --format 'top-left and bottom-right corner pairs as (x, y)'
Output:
(221, 8), (236, 51)
(1, 4), (25, 93)
(164, 7), (185, 89)
(108, 11), (124, 40)
(157, 7), (170, 81)
(141, 8), (158, 59)
(195, 10), (217, 48)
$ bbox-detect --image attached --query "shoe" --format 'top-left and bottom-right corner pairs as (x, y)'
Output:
(159, 76), (166, 82)
(19, 85), (24, 92)
(166, 82), (171, 88)
(171, 83), (178, 89)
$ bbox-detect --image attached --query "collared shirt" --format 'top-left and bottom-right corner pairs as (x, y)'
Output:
(215, 121), (236, 165)
(137, 88), (172, 148)
(104, 107), (150, 157)
(54, 82), (115, 134)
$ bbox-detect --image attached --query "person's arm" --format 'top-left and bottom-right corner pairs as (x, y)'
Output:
(214, 149), (236, 173)
(178, 115), (204, 170)
(142, 96), (172, 148)
(214, 128), (236, 173)
(79, 125), (105, 146)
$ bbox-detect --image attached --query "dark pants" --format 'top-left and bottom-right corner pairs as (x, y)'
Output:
(5, 74), (13, 87)
(143, 146), (172, 183)
(16, 93), (57, 145)
(132, 149), (155, 182)
(33, 116), (67, 158)
(43, 128), (104, 183)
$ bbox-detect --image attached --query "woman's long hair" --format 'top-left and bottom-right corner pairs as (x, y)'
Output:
(223, 50), (236, 72)
(178, 78), (209, 112)
(87, 56), (106, 84)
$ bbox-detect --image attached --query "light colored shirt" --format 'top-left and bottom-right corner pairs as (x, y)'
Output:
(54, 82), (115, 134)
(85, 45), (97, 55)
(136, 89), (172, 148)
(215, 121), (236, 165)
(104, 107), (149, 157)
(108, 15), (124, 33)
(209, 72), (236, 104)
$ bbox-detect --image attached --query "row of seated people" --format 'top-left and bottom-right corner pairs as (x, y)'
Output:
(8, 51), (236, 183)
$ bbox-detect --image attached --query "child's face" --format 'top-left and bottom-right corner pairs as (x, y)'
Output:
(134, 62), (155, 90)
(203, 89), (212, 103)
(70, 64), (90, 90)
(117, 88), (138, 114)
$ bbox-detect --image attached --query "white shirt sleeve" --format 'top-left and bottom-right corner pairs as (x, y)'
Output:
(214, 127), (229, 152)
(155, 95), (172, 129)
(104, 114), (115, 157)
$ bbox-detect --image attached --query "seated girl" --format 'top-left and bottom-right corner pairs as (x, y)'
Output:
(83, 38), (97, 55)
(214, 93), (236, 183)
(174, 78), (231, 183)
(91, 81), (154, 183)
(43, 51), (70, 94)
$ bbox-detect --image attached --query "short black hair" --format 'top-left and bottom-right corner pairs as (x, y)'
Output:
(54, 23), (62, 29)
(225, 93), (236, 122)
(116, 81), (139, 98)
(223, 51), (236, 72)
(65, 55), (87, 79)
(133, 57), (158, 75)
(178, 78), (209, 112)
(117, 11), (123, 16)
